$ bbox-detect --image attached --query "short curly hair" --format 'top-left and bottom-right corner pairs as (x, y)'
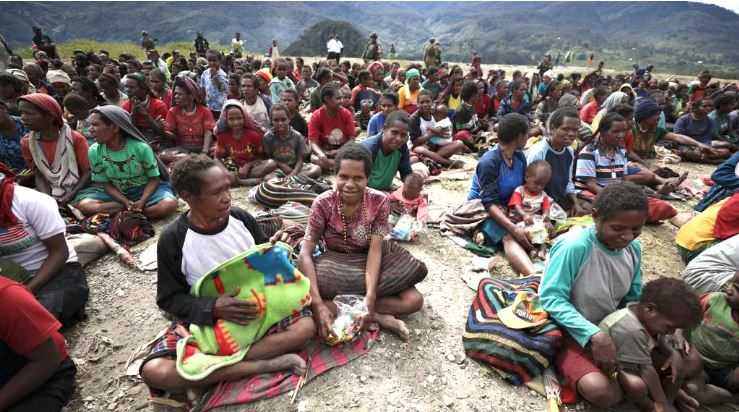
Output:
(640, 278), (702, 329)
(334, 142), (372, 177)
(170, 154), (220, 195)
(593, 181), (648, 221)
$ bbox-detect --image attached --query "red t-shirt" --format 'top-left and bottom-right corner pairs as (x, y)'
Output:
(624, 129), (635, 153)
(20, 130), (91, 173)
(0, 277), (67, 360)
(579, 100), (599, 125)
(122, 97), (169, 131)
(165, 105), (216, 151)
(215, 129), (264, 166)
(474, 94), (492, 117)
(308, 106), (356, 149)
(714, 192), (739, 239)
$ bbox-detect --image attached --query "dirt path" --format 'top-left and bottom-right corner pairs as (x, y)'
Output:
(62, 157), (719, 412)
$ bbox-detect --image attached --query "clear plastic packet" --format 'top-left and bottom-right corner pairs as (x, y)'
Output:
(325, 295), (368, 346)
(390, 214), (426, 242)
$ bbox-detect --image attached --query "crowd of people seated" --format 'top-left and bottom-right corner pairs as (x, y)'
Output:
(1, 26), (738, 412)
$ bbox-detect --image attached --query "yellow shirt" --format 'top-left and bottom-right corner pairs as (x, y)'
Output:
(448, 94), (461, 111)
(398, 85), (420, 111)
(675, 198), (728, 251)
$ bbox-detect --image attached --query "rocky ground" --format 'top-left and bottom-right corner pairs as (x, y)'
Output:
(57, 151), (734, 412)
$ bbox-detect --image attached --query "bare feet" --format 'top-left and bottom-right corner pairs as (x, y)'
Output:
(375, 313), (410, 341)
(257, 353), (306, 376)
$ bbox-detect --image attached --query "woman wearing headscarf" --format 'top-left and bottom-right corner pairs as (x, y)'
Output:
(73, 105), (177, 219)
(0, 161), (89, 327)
(589, 91), (630, 133)
(18, 93), (91, 206)
(160, 76), (215, 165)
(121, 72), (168, 145)
(368, 61), (389, 92)
(398, 68), (421, 114)
(214, 99), (277, 186)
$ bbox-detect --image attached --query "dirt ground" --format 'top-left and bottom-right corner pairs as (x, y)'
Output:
(57, 150), (731, 412)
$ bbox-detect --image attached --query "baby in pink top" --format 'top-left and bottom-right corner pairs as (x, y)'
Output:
(388, 172), (428, 224)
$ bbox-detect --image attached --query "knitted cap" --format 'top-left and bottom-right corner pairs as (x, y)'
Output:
(634, 98), (661, 123)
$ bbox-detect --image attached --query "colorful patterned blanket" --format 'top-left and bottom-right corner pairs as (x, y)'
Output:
(463, 276), (563, 385)
(176, 242), (311, 381)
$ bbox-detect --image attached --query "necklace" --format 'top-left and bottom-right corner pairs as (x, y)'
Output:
(337, 190), (368, 251)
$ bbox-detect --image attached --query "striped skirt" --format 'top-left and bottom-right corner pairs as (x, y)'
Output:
(314, 240), (427, 299)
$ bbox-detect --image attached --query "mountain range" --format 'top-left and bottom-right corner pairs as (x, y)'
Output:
(2, 1), (739, 76)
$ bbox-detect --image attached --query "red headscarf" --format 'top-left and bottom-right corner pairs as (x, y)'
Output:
(368, 61), (384, 76)
(18, 93), (64, 128)
(174, 76), (205, 106)
(0, 162), (17, 226)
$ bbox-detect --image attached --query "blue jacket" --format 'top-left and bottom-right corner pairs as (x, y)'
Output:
(695, 151), (739, 211)
(360, 133), (413, 183)
(468, 145), (527, 210)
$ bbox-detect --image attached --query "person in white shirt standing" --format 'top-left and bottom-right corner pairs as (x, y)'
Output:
(231, 32), (244, 58)
(326, 33), (343, 63)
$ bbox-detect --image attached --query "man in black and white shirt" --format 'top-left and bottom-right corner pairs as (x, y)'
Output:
(139, 155), (315, 392)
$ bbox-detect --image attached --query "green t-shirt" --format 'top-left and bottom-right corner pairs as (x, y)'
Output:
(368, 148), (401, 190)
(690, 292), (739, 369)
(89, 137), (160, 192)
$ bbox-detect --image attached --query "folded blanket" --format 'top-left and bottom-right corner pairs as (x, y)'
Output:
(255, 175), (331, 209)
(176, 242), (311, 381)
(198, 330), (379, 411)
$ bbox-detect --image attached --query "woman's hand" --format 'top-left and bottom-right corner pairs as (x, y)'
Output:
(312, 301), (335, 340)
(590, 331), (618, 374)
(129, 200), (145, 212)
(269, 229), (289, 244)
(361, 294), (377, 332)
(511, 226), (534, 250)
(213, 288), (260, 325)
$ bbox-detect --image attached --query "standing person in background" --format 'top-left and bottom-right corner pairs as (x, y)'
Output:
(362, 33), (382, 63)
(326, 33), (343, 63)
(268, 40), (280, 59)
(140, 31), (155, 51)
(32, 27), (58, 59)
(232, 32), (244, 58)
(193, 32), (209, 58)
(199, 50), (228, 120)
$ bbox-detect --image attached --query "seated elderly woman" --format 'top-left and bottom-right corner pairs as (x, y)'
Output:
(73, 105), (178, 219)
(298, 143), (427, 341)
(139, 155), (315, 393)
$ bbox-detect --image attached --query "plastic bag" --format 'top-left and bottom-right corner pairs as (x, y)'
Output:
(517, 216), (549, 245)
(325, 295), (368, 346)
(390, 214), (426, 242)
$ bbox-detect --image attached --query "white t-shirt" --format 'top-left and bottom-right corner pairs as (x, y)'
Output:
(243, 97), (271, 131)
(180, 215), (256, 286)
(1, 185), (78, 273)
(327, 39), (343, 54)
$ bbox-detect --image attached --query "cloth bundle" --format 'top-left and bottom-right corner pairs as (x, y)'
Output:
(463, 276), (562, 385)
(78, 211), (154, 247)
(175, 242), (311, 381)
(254, 175), (331, 209)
